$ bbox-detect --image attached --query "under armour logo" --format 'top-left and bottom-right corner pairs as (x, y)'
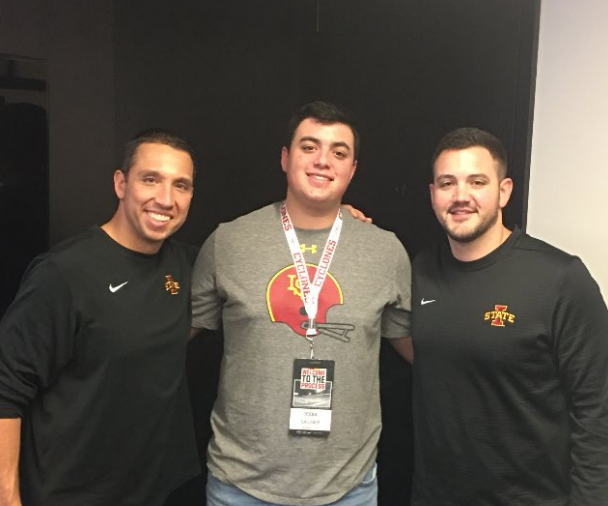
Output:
(300, 243), (317, 254)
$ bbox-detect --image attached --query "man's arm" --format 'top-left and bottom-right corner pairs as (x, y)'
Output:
(0, 259), (76, 506)
(191, 231), (224, 333)
(556, 259), (608, 503)
(387, 336), (413, 364)
(381, 234), (413, 364)
(0, 418), (22, 506)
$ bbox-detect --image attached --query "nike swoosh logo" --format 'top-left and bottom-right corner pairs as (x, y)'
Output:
(109, 281), (129, 293)
(421, 298), (436, 305)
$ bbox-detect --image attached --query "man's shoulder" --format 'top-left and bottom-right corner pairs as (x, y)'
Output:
(40, 227), (103, 263)
(340, 213), (410, 269)
(412, 242), (443, 273)
(342, 211), (401, 243)
(15, 227), (105, 289)
(161, 237), (199, 266)
(215, 203), (278, 236)
(512, 231), (576, 268)
(413, 230), (578, 271)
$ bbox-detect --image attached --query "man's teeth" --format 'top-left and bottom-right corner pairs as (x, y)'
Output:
(149, 212), (170, 222)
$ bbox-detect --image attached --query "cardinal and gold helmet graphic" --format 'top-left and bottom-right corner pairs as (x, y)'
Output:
(266, 263), (354, 342)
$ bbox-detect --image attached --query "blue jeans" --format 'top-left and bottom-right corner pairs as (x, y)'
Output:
(206, 464), (378, 506)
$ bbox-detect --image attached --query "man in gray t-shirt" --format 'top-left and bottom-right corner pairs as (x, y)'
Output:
(191, 101), (413, 506)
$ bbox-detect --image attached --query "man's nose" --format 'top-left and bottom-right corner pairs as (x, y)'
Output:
(454, 182), (470, 202)
(154, 183), (174, 207)
(314, 149), (330, 168)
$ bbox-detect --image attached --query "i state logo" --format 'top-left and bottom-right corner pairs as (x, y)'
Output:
(483, 304), (516, 327)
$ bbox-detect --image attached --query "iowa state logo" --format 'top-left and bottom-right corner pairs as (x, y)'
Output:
(484, 304), (516, 327)
(266, 264), (354, 342)
(164, 275), (181, 295)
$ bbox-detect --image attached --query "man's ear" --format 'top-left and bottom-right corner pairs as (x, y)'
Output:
(280, 147), (289, 174)
(113, 169), (127, 199)
(349, 160), (357, 181)
(499, 177), (513, 209)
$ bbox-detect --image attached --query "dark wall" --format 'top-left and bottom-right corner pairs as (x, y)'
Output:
(47, 1), (116, 242)
(0, 0), (47, 57)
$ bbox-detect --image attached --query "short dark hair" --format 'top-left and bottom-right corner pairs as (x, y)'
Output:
(286, 101), (360, 160)
(121, 128), (197, 178)
(431, 127), (508, 179)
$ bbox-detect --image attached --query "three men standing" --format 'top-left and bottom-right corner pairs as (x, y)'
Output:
(2, 106), (606, 506)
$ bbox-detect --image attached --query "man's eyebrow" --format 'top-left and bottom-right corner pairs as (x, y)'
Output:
(330, 141), (352, 152)
(137, 169), (193, 184)
(175, 176), (194, 186)
(298, 136), (352, 152)
(136, 169), (161, 176)
(435, 174), (456, 181)
(435, 173), (491, 182)
(298, 135), (321, 145)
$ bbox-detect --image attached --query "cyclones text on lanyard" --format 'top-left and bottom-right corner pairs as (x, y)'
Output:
(280, 202), (343, 358)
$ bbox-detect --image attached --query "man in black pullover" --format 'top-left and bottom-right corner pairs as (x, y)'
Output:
(411, 127), (608, 506)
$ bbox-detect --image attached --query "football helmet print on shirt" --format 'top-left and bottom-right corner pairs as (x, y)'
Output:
(266, 263), (354, 342)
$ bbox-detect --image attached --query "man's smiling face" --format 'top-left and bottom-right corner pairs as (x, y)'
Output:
(430, 146), (511, 246)
(281, 118), (357, 215)
(112, 142), (194, 253)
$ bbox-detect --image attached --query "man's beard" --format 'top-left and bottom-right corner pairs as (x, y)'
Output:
(442, 206), (500, 244)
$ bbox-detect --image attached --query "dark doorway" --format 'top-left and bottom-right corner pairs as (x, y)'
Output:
(0, 54), (49, 318)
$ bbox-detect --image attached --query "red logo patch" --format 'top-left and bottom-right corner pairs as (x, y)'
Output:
(484, 304), (516, 327)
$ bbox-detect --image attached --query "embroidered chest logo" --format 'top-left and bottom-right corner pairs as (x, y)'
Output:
(484, 304), (516, 327)
(164, 275), (181, 295)
(266, 263), (355, 342)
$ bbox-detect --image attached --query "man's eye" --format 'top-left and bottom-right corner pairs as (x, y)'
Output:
(143, 177), (157, 184)
(471, 180), (486, 187)
(334, 151), (346, 159)
(175, 182), (190, 191)
(439, 181), (453, 188)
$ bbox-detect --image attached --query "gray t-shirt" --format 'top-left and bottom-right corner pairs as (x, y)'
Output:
(191, 203), (411, 505)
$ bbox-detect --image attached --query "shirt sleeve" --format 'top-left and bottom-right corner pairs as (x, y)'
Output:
(191, 230), (224, 330)
(0, 257), (77, 418)
(381, 236), (412, 338)
(554, 257), (608, 504)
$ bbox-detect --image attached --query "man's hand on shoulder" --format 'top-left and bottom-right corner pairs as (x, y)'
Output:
(342, 204), (372, 223)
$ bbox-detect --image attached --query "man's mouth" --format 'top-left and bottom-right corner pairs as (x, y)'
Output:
(307, 173), (333, 182)
(449, 207), (475, 215)
(147, 211), (171, 222)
